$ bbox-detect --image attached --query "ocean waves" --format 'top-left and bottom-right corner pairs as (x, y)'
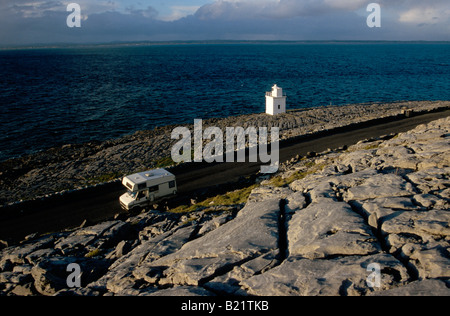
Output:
(0, 43), (449, 161)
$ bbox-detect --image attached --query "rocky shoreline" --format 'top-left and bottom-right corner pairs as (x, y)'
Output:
(0, 114), (449, 296)
(1, 100), (449, 206)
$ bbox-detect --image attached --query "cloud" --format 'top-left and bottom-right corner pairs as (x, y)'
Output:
(4, 1), (65, 18)
(125, 6), (158, 19)
(395, 2), (450, 27)
(0, 1), (161, 45)
(0, 0), (120, 20)
(194, 0), (325, 20)
(193, 0), (450, 25)
(372, 0), (450, 24)
(189, 0), (450, 41)
(324, 0), (368, 10)
(399, 8), (440, 24)
(193, 0), (374, 20)
(0, 0), (449, 45)
(160, 5), (201, 22)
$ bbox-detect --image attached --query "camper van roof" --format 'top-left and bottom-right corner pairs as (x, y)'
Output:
(126, 169), (173, 184)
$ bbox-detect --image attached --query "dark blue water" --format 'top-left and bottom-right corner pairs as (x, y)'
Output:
(0, 43), (449, 161)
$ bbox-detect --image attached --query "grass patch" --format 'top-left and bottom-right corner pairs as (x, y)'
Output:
(85, 248), (101, 258)
(87, 172), (123, 185)
(169, 184), (258, 214)
(269, 161), (326, 187)
(362, 143), (380, 150)
(154, 156), (176, 169)
(269, 171), (308, 187)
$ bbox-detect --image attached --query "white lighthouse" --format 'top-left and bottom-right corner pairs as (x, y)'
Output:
(265, 84), (286, 115)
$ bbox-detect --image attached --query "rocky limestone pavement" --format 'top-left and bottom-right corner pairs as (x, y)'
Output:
(1, 116), (450, 296)
(132, 199), (281, 291)
(242, 253), (410, 296)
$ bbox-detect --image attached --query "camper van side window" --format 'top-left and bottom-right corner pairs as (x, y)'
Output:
(126, 182), (133, 190)
(138, 183), (147, 191)
(149, 185), (159, 192)
(169, 181), (176, 188)
(136, 191), (145, 199)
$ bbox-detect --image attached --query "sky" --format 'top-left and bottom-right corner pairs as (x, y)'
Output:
(0, 0), (449, 46)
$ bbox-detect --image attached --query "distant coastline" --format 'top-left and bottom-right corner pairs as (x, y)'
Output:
(2, 39), (450, 50)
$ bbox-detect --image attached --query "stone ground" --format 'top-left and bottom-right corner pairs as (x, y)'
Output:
(0, 115), (449, 296)
(1, 100), (448, 205)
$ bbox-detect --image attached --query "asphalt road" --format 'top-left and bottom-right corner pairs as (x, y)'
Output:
(1, 109), (449, 244)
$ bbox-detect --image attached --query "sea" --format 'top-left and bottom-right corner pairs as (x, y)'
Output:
(0, 42), (449, 162)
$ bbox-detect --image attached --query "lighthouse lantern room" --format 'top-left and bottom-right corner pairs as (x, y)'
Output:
(266, 84), (286, 115)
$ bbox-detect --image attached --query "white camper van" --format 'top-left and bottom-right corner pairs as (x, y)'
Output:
(119, 169), (177, 211)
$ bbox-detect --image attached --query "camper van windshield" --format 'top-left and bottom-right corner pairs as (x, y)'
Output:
(128, 191), (137, 199)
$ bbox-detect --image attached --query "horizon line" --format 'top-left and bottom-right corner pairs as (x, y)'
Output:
(1, 39), (450, 50)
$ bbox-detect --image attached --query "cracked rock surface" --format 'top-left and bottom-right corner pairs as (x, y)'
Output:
(1, 116), (449, 296)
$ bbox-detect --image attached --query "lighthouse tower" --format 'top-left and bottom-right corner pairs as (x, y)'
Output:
(266, 84), (287, 115)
